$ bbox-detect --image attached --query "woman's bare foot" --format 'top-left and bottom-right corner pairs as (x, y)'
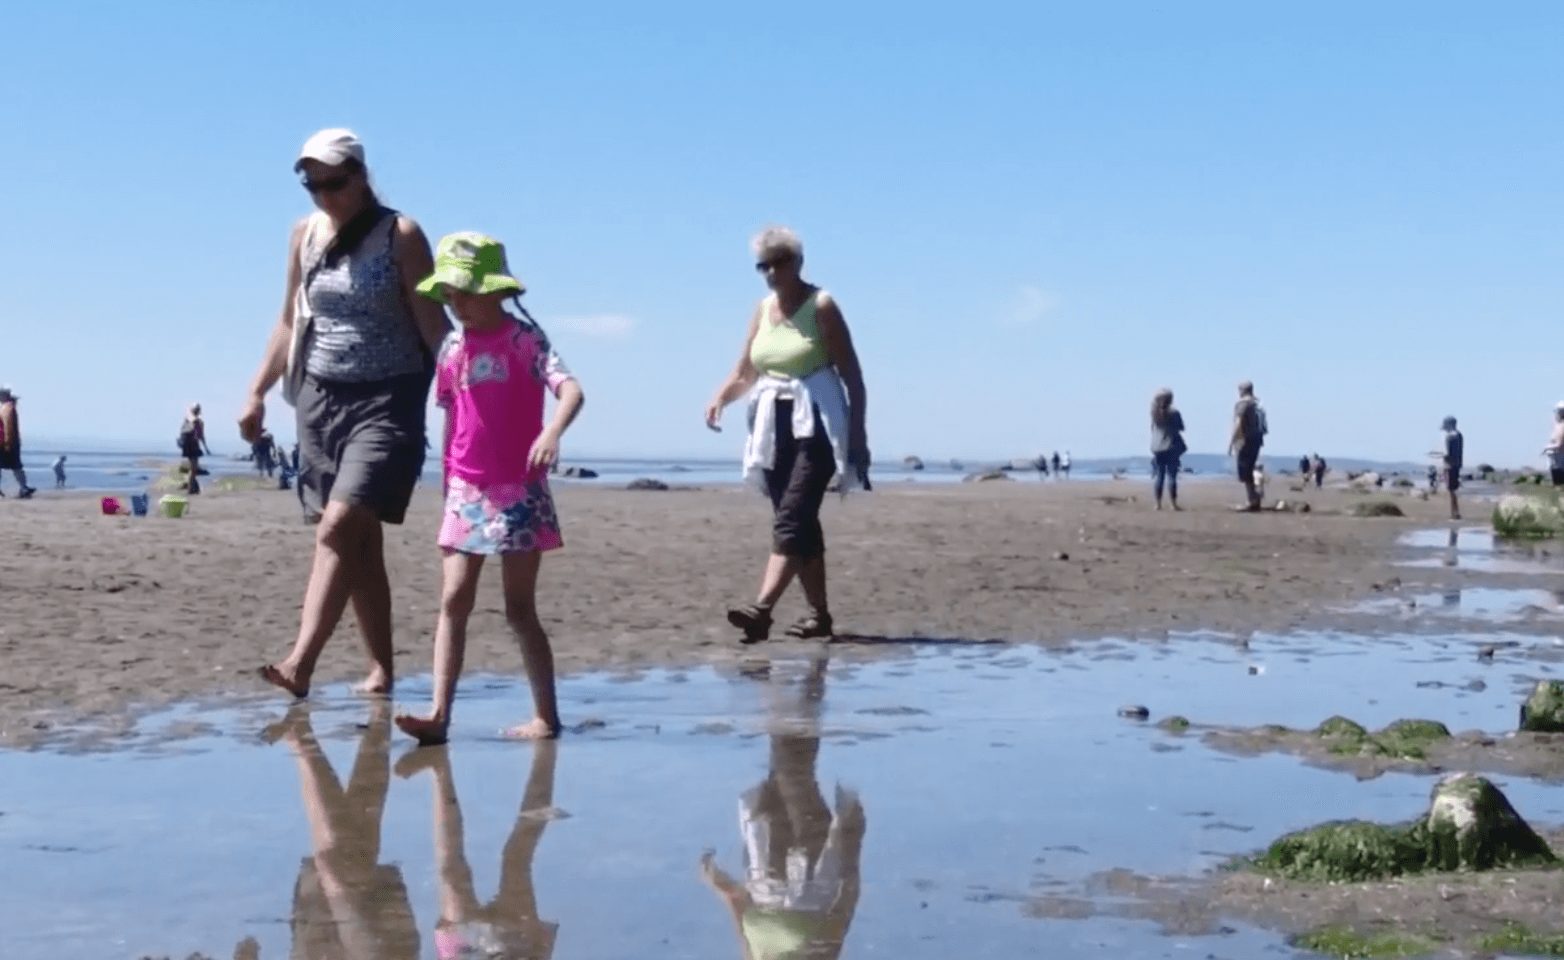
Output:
(258, 664), (309, 699)
(394, 712), (450, 746)
(354, 669), (393, 696)
(502, 718), (562, 741)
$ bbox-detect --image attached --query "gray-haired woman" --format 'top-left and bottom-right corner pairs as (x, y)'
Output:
(705, 227), (869, 642)
(240, 128), (449, 697)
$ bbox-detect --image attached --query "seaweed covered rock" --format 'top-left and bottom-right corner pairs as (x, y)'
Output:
(1349, 500), (1405, 518)
(1423, 774), (1554, 872)
(1256, 774), (1553, 882)
(1312, 716), (1449, 761)
(1520, 680), (1564, 733)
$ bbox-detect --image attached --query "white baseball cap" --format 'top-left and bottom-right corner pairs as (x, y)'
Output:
(294, 128), (365, 171)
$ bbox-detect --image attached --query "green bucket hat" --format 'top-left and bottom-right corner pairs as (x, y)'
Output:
(416, 232), (526, 303)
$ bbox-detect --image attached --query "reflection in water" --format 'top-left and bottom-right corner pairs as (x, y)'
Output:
(701, 658), (866, 960)
(1443, 527), (1459, 568)
(272, 702), (419, 959)
(399, 740), (561, 960)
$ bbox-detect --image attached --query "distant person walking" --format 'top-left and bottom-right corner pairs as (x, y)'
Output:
(52, 455), (66, 489)
(1228, 381), (1266, 511)
(1051, 451), (1062, 477)
(252, 430), (277, 478)
(1436, 416), (1463, 521)
(245, 128), (449, 699)
(1060, 451), (1071, 479)
(1298, 455), (1310, 477)
(1311, 453), (1327, 489)
(178, 404), (211, 494)
(706, 226), (870, 642)
(1149, 388), (1186, 511)
(1545, 403), (1564, 486)
(0, 387), (35, 499)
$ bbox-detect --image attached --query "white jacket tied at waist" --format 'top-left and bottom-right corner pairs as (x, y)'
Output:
(742, 368), (860, 491)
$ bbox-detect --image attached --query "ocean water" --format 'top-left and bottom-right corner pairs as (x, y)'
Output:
(11, 450), (997, 494)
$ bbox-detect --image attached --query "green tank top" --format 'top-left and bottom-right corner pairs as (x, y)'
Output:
(749, 291), (831, 379)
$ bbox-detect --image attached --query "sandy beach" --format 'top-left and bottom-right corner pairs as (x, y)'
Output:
(0, 476), (1499, 746)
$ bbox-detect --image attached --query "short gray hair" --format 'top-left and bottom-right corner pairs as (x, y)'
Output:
(751, 226), (803, 261)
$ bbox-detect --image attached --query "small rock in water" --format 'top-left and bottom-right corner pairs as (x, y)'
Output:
(1476, 644), (1497, 661)
(626, 478), (670, 491)
(1053, 551), (1070, 561)
(1247, 665), (1263, 676)
(1118, 705), (1151, 721)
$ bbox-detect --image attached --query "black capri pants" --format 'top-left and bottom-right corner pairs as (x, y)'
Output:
(763, 399), (837, 560)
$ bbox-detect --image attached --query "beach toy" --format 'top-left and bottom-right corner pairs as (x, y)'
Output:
(100, 497), (124, 516)
(158, 495), (189, 519)
(130, 493), (149, 517)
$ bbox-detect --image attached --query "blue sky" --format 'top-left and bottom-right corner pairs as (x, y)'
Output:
(3, 2), (1561, 466)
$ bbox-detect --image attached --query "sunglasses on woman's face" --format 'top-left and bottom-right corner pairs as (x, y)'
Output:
(754, 256), (792, 273)
(301, 172), (354, 195)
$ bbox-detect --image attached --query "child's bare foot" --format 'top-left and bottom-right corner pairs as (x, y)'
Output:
(258, 664), (309, 699)
(502, 718), (562, 741)
(354, 669), (393, 696)
(394, 713), (450, 746)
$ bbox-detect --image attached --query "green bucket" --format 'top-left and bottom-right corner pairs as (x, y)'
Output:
(159, 495), (189, 519)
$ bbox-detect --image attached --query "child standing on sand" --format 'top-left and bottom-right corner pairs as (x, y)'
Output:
(395, 234), (584, 746)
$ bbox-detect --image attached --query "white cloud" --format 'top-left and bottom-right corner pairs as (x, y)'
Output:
(1002, 285), (1057, 328)
(550, 314), (639, 340)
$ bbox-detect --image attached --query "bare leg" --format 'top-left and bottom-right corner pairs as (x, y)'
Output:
(396, 551), (484, 746)
(797, 556), (829, 615)
(261, 502), (377, 699)
(757, 553), (801, 608)
(348, 521), (395, 694)
(501, 551), (561, 739)
(1450, 490), (1461, 521)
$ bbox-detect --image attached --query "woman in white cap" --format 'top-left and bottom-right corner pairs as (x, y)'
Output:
(1545, 403), (1564, 486)
(241, 128), (450, 698)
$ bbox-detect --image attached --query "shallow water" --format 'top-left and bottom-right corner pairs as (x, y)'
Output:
(1343, 586), (1563, 622)
(4, 629), (1564, 959)
(1397, 526), (1564, 574)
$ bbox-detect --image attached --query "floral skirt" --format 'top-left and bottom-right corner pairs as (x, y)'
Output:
(438, 476), (563, 555)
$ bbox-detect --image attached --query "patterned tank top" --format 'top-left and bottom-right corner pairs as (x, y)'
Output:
(301, 210), (426, 383)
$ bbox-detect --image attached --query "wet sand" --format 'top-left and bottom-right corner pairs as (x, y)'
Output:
(0, 476), (1510, 745)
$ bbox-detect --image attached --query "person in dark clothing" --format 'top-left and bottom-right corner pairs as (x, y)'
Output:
(1149, 388), (1186, 510)
(1437, 416), (1464, 521)
(1311, 453), (1327, 489)
(1228, 381), (1266, 511)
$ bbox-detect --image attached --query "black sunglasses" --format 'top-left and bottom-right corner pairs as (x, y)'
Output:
(754, 255), (794, 273)
(301, 172), (354, 195)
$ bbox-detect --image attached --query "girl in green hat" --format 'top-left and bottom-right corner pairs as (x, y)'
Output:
(397, 233), (585, 745)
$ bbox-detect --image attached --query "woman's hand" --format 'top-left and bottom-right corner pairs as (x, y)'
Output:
(704, 399), (724, 432)
(529, 430), (562, 471)
(239, 395), (265, 444)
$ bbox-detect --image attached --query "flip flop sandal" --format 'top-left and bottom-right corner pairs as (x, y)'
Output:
(727, 604), (774, 643)
(785, 613), (835, 640)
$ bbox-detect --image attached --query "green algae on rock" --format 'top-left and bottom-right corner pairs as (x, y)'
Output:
(1292, 927), (1437, 958)
(1520, 680), (1564, 734)
(1257, 774), (1554, 882)
(1156, 715), (1191, 733)
(1477, 923), (1564, 957)
(1313, 716), (1450, 762)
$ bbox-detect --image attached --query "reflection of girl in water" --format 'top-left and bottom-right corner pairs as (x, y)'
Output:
(398, 742), (561, 960)
(700, 658), (866, 960)
(269, 702), (419, 959)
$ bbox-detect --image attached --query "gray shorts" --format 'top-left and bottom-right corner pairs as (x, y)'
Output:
(295, 373), (427, 525)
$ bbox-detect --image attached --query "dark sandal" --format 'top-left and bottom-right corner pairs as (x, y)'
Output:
(727, 605), (774, 643)
(785, 613), (835, 640)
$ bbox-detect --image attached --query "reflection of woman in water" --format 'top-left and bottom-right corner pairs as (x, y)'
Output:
(270, 702), (419, 959)
(700, 658), (866, 960)
(399, 743), (561, 959)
